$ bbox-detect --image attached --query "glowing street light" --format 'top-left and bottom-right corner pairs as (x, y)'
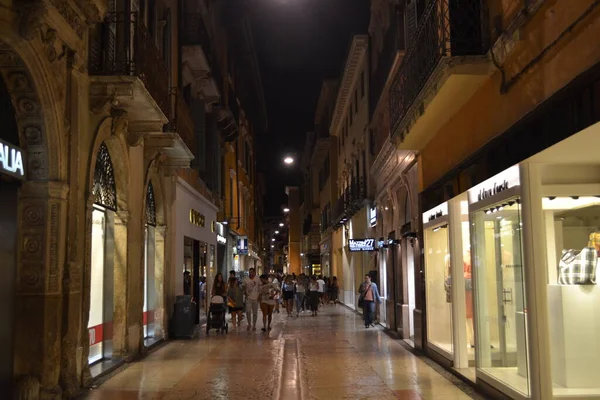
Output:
(283, 156), (294, 165)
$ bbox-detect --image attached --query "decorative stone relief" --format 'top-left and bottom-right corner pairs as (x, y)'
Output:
(19, 263), (44, 293)
(48, 203), (60, 293)
(0, 41), (51, 180)
(47, 0), (86, 39)
(15, 0), (47, 40)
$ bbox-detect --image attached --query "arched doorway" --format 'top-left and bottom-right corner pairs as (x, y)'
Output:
(88, 142), (118, 364)
(143, 181), (158, 343)
(0, 35), (61, 396)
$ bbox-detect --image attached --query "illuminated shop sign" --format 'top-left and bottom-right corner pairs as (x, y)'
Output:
(217, 234), (226, 244)
(189, 209), (205, 227)
(237, 237), (248, 255)
(369, 207), (377, 227)
(468, 165), (520, 204)
(0, 138), (25, 180)
(348, 238), (376, 252)
(422, 202), (448, 224)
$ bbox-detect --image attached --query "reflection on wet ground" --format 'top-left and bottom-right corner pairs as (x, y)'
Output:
(81, 306), (476, 400)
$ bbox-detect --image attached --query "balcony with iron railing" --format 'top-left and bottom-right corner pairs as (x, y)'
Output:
(369, 6), (405, 118)
(389, 0), (491, 151)
(165, 88), (195, 155)
(181, 12), (222, 101)
(332, 177), (367, 229)
(89, 12), (170, 122)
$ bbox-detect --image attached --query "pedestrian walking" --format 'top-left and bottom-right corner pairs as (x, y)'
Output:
(227, 277), (245, 327)
(259, 274), (280, 331)
(242, 268), (260, 331)
(308, 275), (320, 316)
(358, 274), (381, 328)
(212, 272), (227, 301)
(295, 274), (307, 317)
(316, 275), (325, 306)
(282, 275), (295, 317)
(329, 276), (340, 304)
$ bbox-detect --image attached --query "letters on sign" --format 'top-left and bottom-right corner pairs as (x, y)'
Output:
(348, 238), (376, 252)
(478, 180), (510, 202)
(217, 234), (227, 244)
(189, 209), (205, 227)
(0, 139), (25, 180)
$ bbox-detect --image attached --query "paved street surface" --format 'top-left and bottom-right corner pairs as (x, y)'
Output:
(82, 306), (476, 400)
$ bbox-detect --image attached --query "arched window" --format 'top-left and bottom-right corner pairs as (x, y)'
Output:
(145, 181), (157, 226)
(93, 142), (117, 211)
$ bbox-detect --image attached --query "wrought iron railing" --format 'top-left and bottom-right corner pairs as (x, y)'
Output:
(369, 6), (404, 118)
(165, 88), (195, 154)
(89, 12), (170, 117)
(332, 177), (368, 229)
(389, 0), (489, 136)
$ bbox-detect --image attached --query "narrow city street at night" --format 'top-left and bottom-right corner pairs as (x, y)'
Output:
(3, 0), (600, 398)
(81, 306), (476, 400)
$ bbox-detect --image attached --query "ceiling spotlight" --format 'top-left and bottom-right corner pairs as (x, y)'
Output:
(279, 223), (284, 227)
(271, 245), (274, 248)
(272, 238), (275, 242)
(283, 207), (290, 213)
(275, 230), (279, 234)
(283, 156), (294, 165)
(222, 221), (228, 225)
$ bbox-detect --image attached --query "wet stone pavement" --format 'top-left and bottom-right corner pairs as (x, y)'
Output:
(81, 306), (477, 400)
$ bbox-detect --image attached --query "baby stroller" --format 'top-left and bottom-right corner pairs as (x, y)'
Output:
(206, 295), (228, 334)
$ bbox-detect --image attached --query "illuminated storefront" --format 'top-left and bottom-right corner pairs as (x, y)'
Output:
(175, 177), (217, 321)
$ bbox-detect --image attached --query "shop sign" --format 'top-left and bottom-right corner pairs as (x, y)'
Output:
(237, 237), (248, 255)
(189, 209), (205, 227)
(422, 202), (448, 224)
(348, 238), (376, 252)
(0, 138), (25, 180)
(468, 165), (520, 204)
(217, 234), (226, 244)
(369, 207), (377, 227)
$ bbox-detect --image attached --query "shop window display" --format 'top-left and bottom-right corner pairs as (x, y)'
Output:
(424, 223), (453, 357)
(471, 199), (530, 396)
(542, 197), (600, 396)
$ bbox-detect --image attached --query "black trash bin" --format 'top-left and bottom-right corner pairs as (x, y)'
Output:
(170, 295), (196, 339)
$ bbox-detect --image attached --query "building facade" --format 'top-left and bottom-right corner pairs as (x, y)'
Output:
(0, 0), (265, 397)
(328, 35), (373, 311)
(387, 0), (600, 399)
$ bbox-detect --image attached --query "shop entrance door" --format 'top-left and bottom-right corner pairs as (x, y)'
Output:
(0, 179), (18, 392)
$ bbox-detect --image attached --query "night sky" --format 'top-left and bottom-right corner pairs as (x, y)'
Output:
(251, 0), (370, 215)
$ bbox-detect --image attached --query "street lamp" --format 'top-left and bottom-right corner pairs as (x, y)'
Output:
(283, 156), (294, 165)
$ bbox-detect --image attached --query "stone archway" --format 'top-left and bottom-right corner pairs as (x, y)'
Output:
(142, 167), (168, 344)
(81, 116), (131, 382)
(0, 33), (66, 398)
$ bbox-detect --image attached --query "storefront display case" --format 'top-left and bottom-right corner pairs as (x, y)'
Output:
(423, 202), (453, 359)
(468, 166), (530, 398)
(423, 194), (476, 379)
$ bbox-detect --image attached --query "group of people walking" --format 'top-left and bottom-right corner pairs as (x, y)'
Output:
(209, 268), (381, 331)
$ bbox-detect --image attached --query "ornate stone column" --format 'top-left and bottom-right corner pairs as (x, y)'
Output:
(13, 181), (69, 400)
(153, 225), (167, 340)
(112, 210), (129, 358)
